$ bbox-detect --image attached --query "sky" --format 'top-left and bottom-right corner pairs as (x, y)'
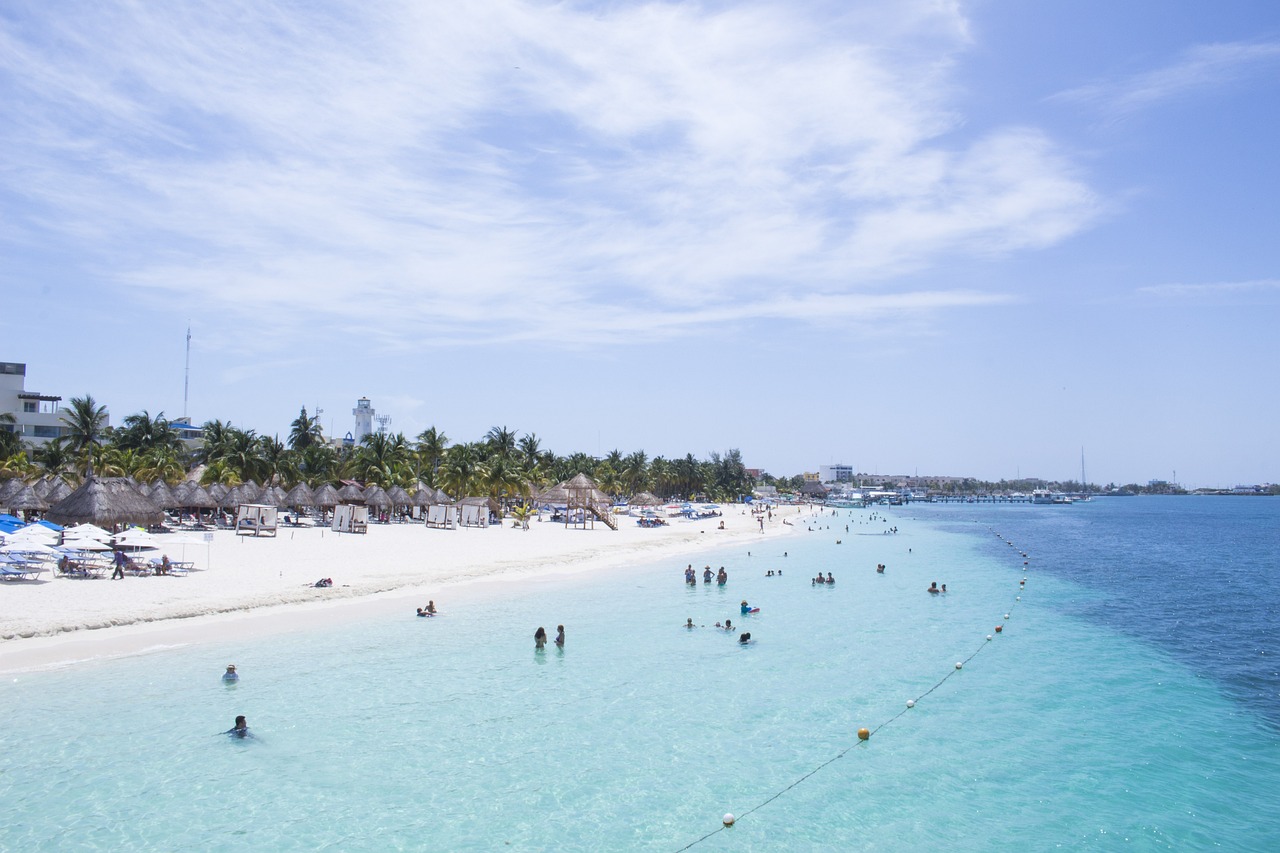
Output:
(2, 0), (1278, 489)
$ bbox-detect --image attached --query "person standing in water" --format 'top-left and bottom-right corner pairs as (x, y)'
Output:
(222, 664), (239, 684)
(554, 625), (565, 647)
(535, 627), (547, 649)
(225, 716), (251, 738)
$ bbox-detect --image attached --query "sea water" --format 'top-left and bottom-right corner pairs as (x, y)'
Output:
(2, 498), (1278, 851)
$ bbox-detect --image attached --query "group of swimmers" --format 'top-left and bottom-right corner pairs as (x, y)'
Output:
(220, 666), (253, 740)
(684, 564), (729, 585)
(415, 601), (438, 617)
(812, 572), (835, 585)
(534, 625), (565, 649)
(927, 582), (948, 594)
(765, 569), (782, 576)
(684, 617), (752, 644)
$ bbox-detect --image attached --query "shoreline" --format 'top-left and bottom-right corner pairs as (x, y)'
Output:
(0, 505), (805, 673)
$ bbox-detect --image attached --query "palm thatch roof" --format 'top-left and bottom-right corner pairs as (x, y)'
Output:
(207, 482), (229, 503)
(431, 487), (454, 505)
(259, 485), (289, 507)
(284, 482), (317, 507)
(7, 483), (49, 512)
(312, 483), (341, 508)
(631, 491), (663, 506)
(458, 495), (501, 513)
(386, 485), (412, 507)
(177, 481), (219, 509)
(337, 483), (365, 503)
(362, 485), (391, 508)
(410, 486), (434, 507)
(537, 473), (611, 506)
(148, 480), (179, 509)
(0, 477), (28, 505)
(44, 478), (73, 504)
(46, 476), (165, 528)
(31, 477), (52, 499)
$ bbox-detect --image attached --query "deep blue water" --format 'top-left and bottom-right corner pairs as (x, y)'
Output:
(911, 495), (1280, 730)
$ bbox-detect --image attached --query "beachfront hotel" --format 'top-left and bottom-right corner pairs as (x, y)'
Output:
(0, 361), (108, 447)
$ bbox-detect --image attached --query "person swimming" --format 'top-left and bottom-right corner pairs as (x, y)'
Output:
(826, 572), (834, 584)
(535, 626), (547, 649)
(928, 582), (940, 594)
(724, 619), (733, 631)
(738, 632), (752, 645)
(685, 618), (695, 629)
(225, 715), (251, 739)
(222, 664), (239, 683)
(554, 625), (565, 647)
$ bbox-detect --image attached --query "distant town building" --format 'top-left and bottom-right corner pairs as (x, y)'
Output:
(171, 416), (204, 448)
(819, 464), (853, 483)
(803, 471), (821, 483)
(0, 361), (109, 447)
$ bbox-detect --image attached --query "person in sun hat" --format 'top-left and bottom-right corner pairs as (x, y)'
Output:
(222, 664), (239, 684)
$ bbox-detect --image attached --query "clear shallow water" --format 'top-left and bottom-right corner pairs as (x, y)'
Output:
(3, 501), (1279, 851)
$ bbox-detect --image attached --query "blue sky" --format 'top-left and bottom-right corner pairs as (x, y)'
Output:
(2, 0), (1278, 488)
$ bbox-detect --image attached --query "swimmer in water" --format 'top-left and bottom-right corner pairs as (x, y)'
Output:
(535, 626), (547, 649)
(928, 582), (940, 594)
(222, 664), (239, 683)
(724, 619), (733, 632)
(427, 600), (437, 614)
(225, 715), (251, 739)
(741, 600), (752, 614)
(739, 632), (752, 645)
(555, 625), (565, 647)
(685, 618), (695, 629)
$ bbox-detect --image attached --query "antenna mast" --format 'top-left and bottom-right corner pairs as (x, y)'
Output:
(183, 324), (191, 420)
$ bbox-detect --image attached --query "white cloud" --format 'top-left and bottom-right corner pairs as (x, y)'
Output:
(1, 0), (1097, 353)
(1054, 40), (1280, 116)
(1139, 279), (1280, 300)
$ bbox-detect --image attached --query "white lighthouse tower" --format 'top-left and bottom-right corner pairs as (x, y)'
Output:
(352, 397), (375, 446)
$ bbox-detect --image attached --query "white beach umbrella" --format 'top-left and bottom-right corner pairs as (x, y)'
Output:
(1, 542), (57, 556)
(57, 539), (113, 551)
(63, 523), (113, 542)
(114, 528), (159, 551)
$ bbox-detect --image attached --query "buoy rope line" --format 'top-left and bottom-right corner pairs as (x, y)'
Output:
(673, 528), (1028, 852)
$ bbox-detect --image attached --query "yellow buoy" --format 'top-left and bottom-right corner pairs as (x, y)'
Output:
(857, 728), (870, 740)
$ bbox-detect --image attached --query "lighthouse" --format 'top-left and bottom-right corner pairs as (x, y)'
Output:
(352, 397), (375, 446)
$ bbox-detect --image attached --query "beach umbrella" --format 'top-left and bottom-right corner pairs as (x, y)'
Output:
(207, 482), (230, 503)
(284, 482), (316, 507)
(46, 476), (165, 529)
(0, 478), (28, 506)
(363, 485), (391, 509)
(114, 527), (159, 551)
(258, 484), (287, 507)
(431, 487), (454, 505)
(62, 523), (113, 542)
(148, 480), (179, 509)
(31, 477), (53, 499)
(410, 486), (434, 508)
(386, 486), (412, 508)
(337, 483), (365, 503)
(183, 482), (218, 510)
(312, 484), (340, 508)
(7, 484), (49, 513)
(631, 491), (662, 507)
(43, 479), (73, 505)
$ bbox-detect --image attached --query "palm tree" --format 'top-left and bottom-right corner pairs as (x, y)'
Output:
(352, 432), (410, 487)
(438, 443), (486, 498)
(288, 407), (324, 451)
(33, 438), (73, 479)
(256, 435), (293, 485)
(60, 394), (108, 475)
(0, 412), (21, 458)
(415, 426), (449, 484)
(484, 425), (518, 461)
(114, 410), (181, 453)
(623, 450), (649, 495)
(220, 427), (263, 484)
(299, 443), (338, 487)
(0, 450), (36, 479)
(517, 433), (541, 470)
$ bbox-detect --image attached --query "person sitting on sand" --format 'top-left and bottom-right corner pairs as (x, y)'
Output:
(222, 664), (239, 683)
(928, 582), (940, 594)
(535, 627), (547, 649)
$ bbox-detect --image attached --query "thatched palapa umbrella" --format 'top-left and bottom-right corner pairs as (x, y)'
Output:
(284, 482), (316, 507)
(7, 483), (49, 513)
(363, 485), (391, 509)
(0, 477), (27, 507)
(259, 485), (288, 507)
(336, 483), (365, 504)
(148, 480), (179, 509)
(410, 486), (434, 508)
(47, 476), (165, 529)
(313, 484), (341, 508)
(386, 486), (411, 509)
(44, 478), (73, 505)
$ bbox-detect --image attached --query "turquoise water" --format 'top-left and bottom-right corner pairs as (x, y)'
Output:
(3, 501), (1279, 850)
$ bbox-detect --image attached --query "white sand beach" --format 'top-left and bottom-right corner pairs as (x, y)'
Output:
(1, 506), (804, 672)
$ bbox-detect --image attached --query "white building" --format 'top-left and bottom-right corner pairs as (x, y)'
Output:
(819, 463), (854, 483)
(0, 361), (108, 447)
(350, 397), (375, 446)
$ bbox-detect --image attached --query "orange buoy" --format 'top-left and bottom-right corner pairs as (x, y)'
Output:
(857, 728), (870, 740)
(995, 625), (1003, 633)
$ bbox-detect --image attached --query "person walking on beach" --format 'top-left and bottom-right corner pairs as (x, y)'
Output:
(554, 625), (565, 647)
(535, 627), (547, 649)
(111, 549), (126, 580)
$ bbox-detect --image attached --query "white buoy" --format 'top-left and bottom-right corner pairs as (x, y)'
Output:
(906, 699), (915, 708)
(1004, 613), (1010, 619)
(986, 634), (993, 641)
(723, 813), (736, 826)
(955, 662), (963, 669)
(1016, 596), (1021, 601)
